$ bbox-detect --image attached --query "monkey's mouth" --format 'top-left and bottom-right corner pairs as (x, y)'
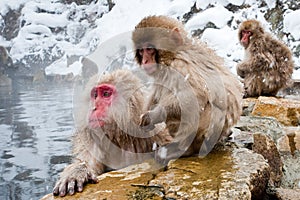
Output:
(142, 64), (157, 75)
(88, 118), (105, 128)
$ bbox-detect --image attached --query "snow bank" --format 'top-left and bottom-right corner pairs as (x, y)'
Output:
(196, 0), (246, 9)
(284, 10), (300, 40)
(186, 5), (233, 30)
(45, 55), (82, 76)
(201, 26), (243, 74)
(0, 0), (27, 15)
(0, 0), (299, 79)
(96, 0), (172, 42)
(167, 0), (195, 17)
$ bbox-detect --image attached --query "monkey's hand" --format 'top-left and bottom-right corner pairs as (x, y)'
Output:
(140, 105), (167, 131)
(154, 143), (186, 165)
(237, 63), (250, 78)
(53, 162), (99, 197)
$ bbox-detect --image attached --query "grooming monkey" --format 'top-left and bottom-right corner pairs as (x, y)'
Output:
(132, 15), (243, 162)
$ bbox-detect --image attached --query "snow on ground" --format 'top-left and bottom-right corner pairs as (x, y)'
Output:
(166, 0), (195, 17)
(201, 26), (243, 74)
(284, 9), (300, 40)
(96, 0), (172, 41)
(185, 5), (233, 30)
(0, 0), (299, 78)
(89, 0), (300, 77)
(0, 0), (28, 14)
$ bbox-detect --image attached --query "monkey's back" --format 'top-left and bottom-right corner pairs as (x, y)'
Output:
(246, 33), (294, 95)
(171, 42), (243, 147)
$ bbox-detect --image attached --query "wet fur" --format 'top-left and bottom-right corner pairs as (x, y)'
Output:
(132, 16), (243, 158)
(53, 69), (170, 196)
(237, 19), (294, 97)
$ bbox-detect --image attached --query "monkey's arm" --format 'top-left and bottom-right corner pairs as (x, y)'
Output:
(236, 62), (250, 78)
(140, 94), (179, 129)
(238, 50), (271, 78)
(53, 129), (105, 197)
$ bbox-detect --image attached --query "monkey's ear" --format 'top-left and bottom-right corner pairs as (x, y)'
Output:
(170, 27), (183, 46)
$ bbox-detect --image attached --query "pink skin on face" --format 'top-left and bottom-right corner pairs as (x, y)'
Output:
(88, 84), (116, 128)
(241, 30), (252, 47)
(139, 43), (157, 75)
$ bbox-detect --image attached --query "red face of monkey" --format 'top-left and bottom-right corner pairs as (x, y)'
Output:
(88, 84), (116, 128)
(240, 30), (252, 48)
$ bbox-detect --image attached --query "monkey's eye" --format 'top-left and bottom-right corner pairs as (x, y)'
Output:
(138, 48), (144, 56)
(146, 44), (155, 50)
(90, 87), (98, 99)
(102, 90), (112, 98)
(138, 44), (156, 56)
(242, 30), (252, 35)
(91, 85), (115, 100)
(145, 47), (155, 54)
(145, 44), (155, 52)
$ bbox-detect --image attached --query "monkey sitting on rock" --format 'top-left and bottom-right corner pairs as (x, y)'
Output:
(237, 19), (294, 98)
(53, 69), (171, 197)
(132, 15), (243, 163)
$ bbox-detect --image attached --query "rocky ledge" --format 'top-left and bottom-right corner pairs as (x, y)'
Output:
(42, 96), (300, 200)
(42, 147), (269, 200)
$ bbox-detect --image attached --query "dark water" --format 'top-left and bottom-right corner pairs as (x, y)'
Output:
(0, 83), (74, 200)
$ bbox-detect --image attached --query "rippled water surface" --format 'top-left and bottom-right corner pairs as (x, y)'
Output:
(0, 83), (75, 200)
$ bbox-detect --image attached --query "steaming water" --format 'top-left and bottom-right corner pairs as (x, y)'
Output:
(0, 83), (74, 200)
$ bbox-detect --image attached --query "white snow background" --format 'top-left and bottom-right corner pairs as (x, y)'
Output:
(0, 0), (300, 78)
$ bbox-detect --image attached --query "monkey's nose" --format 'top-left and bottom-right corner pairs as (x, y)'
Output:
(142, 59), (148, 65)
(142, 54), (151, 64)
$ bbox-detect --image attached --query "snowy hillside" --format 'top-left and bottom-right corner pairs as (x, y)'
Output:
(0, 0), (299, 78)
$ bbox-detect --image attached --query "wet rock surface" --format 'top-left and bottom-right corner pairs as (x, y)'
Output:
(42, 147), (269, 200)
(42, 161), (162, 200)
(149, 147), (269, 200)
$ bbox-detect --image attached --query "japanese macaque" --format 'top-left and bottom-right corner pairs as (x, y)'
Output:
(237, 19), (294, 97)
(132, 16), (243, 162)
(53, 69), (170, 197)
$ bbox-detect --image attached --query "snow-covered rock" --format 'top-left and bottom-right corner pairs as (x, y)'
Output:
(0, 0), (299, 79)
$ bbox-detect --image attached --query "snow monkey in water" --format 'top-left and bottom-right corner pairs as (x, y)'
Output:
(53, 69), (171, 196)
(132, 15), (243, 163)
(237, 19), (294, 97)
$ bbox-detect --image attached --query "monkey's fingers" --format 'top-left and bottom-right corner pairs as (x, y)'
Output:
(87, 172), (99, 183)
(53, 180), (68, 197)
(76, 180), (84, 192)
(67, 180), (76, 195)
(140, 112), (151, 127)
(52, 184), (60, 196)
(140, 112), (159, 131)
(140, 114), (155, 131)
(53, 180), (66, 196)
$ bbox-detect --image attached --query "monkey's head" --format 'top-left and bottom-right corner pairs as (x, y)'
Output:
(86, 70), (143, 129)
(238, 19), (264, 48)
(132, 15), (188, 75)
